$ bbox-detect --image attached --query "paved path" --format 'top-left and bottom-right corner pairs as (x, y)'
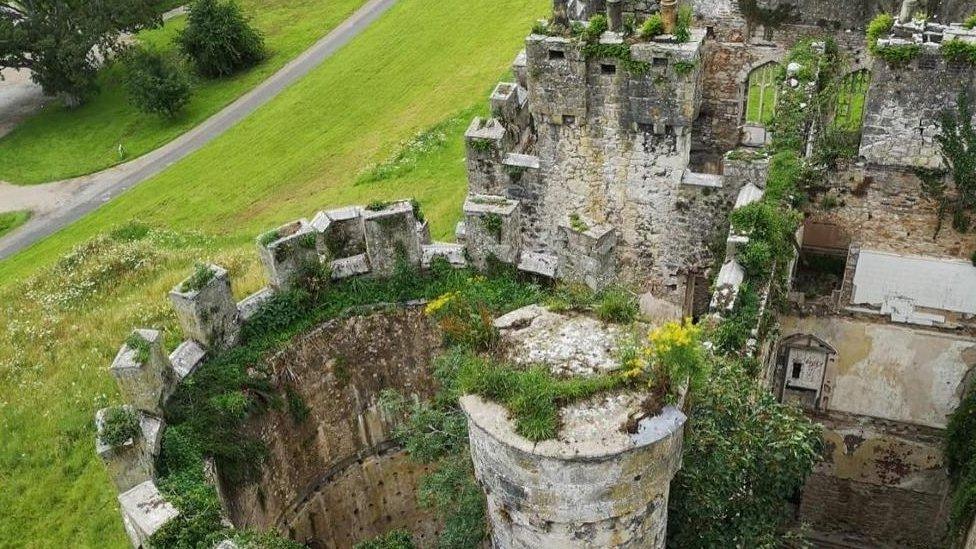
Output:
(0, 0), (396, 261)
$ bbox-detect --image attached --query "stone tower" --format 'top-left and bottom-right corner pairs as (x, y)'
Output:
(459, 0), (739, 307)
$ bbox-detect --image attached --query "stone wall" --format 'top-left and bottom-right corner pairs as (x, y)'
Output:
(224, 307), (444, 548)
(815, 163), (976, 260)
(860, 50), (976, 169)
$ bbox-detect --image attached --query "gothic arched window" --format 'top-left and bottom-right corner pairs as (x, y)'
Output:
(744, 62), (781, 126)
(833, 69), (871, 131)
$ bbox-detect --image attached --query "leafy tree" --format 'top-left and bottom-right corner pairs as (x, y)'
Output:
(177, 0), (265, 78)
(0, 0), (161, 105)
(122, 46), (192, 117)
(668, 359), (823, 547)
(934, 90), (976, 232)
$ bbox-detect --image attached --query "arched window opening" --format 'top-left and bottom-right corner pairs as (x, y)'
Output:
(744, 62), (780, 126)
(833, 69), (871, 131)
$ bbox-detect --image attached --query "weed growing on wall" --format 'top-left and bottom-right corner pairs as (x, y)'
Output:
(100, 406), (141, 447)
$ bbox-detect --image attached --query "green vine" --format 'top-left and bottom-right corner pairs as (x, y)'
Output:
(866, 13), (921, 65)
(673, 60), (696, 76)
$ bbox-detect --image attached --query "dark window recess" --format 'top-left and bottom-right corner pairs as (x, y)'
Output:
(549, 49), (565, 60)
(563, 115), (576, 125)
(706, 26), (715, 38)
(637, 122), (654, 133)
(791, 362), (803, 379)
(653, 57), (668, 68)
(601, 63), (616, 74)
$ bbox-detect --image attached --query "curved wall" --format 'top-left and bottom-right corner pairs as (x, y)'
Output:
(224, 306), (444, 548)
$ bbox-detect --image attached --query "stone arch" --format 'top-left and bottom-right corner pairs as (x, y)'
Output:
(737, 58), (783, 146)
(742, 61), (782, 125)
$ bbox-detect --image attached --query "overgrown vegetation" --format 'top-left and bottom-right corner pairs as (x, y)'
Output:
(922, 90), (976, 235)
(942, 39), (976, 65)
(179, 263), (216, 293)
(674, 5), (693, 43)
(125, 332), (153, 364)
(866, 13), (921, 65)
(153, 259), (542, 547)
(354, 529), (415, 549)
(668, 358), (823, 546)
(576, 14), (650, 75)
(177, 0), (265, 78)
(100, 406), (141, 447)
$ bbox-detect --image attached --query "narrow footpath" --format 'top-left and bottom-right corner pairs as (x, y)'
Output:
(0, 0), (397, 261)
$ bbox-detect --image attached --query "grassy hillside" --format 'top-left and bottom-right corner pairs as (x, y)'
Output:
(0, 0), (367, 185)
(0, 0), (545, 545)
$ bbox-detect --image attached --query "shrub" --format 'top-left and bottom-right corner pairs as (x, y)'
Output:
(623, 319), (708, 401)
(125, 332), (152, 363)
(595, 287), (639, 324)
(177, 0), (265, 78)
(180, 263), (216, 292)
(674, 5), (693, 43)
(354, 530), (415, 549)
(122, 46), (192, 117)
(737, 239), (774, 278)
(965, 14), (976, 29)
(101, 406), (141, 447)
(942, 39), (976, 65)
(640, 13), (665, 38)
(866, 13), (894, 55)
(544, 283), (596, 313)
(581, 14), (609, 43)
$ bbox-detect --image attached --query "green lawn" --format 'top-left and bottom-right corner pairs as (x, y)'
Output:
(0, 210), (30, 239)
(0, 0), (368, 185)
(0, 0), (545, 545)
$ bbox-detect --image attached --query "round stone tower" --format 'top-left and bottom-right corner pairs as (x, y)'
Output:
(460, 305), (687, 548)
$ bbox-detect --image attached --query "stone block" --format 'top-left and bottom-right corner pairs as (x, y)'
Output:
(362, 201), (422, 277)
(331, 254), (371, 280)
(557, 216), (618, 290)
(118, 480), (179, 548)
(518, 251), (559, 278)
(256, 219), (319, 290)
(512, 50), (528, 89)
(169, 264), (241, 350)
(709, 259), (746, 313)
(311, 206), (366, 258)
(416, 220), (432, 246)
(491, 82), (530, 140)
(168, 340), (206, 381)
(95, 406), (163, 493)
(465, 117), (509, 195)
(109, 329), (177, 416)
(462, 194), (522, 269)
(422, 243), (467, 268)
(236, 286), (275, 322)
(723, 151), (770, 190)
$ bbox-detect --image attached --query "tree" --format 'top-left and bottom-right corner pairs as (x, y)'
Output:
(0, 0), (161, 105)
(935, 90), (976, 232)
(668, 358), (823, 548)
(123, 47), (192, 117)
(177, 0), (264, 78)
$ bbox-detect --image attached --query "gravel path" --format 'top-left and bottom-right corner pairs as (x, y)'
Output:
(0, 0), (396, 261)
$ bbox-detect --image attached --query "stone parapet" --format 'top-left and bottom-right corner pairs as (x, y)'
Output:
(95, 407), (164, 493)
(256, 219), (319, 290)
(465, 117), (511, 195)
(311, 206), (367, 258)
(557, 216), (617, 290)
(118, 480), (179, 548)
(169, 264), (241, 350)
(362, 200), (422, 277)
(463, 194), (522, 269)
(110, 329), (177, 416)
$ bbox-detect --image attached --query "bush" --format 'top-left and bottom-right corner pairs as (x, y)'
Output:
(101, 406), (141, 447)
(177, 0), (265, 78)
(640, 13), (665, 38)
(674, 5), (693, 43)
(122, 46), (192, 117)
(595, 287), (639, 323)
(965, 14), (976, 29)
(354, 530), (415, 549)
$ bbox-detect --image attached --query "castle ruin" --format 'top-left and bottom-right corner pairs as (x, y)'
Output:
(95, 0), (976, 547)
